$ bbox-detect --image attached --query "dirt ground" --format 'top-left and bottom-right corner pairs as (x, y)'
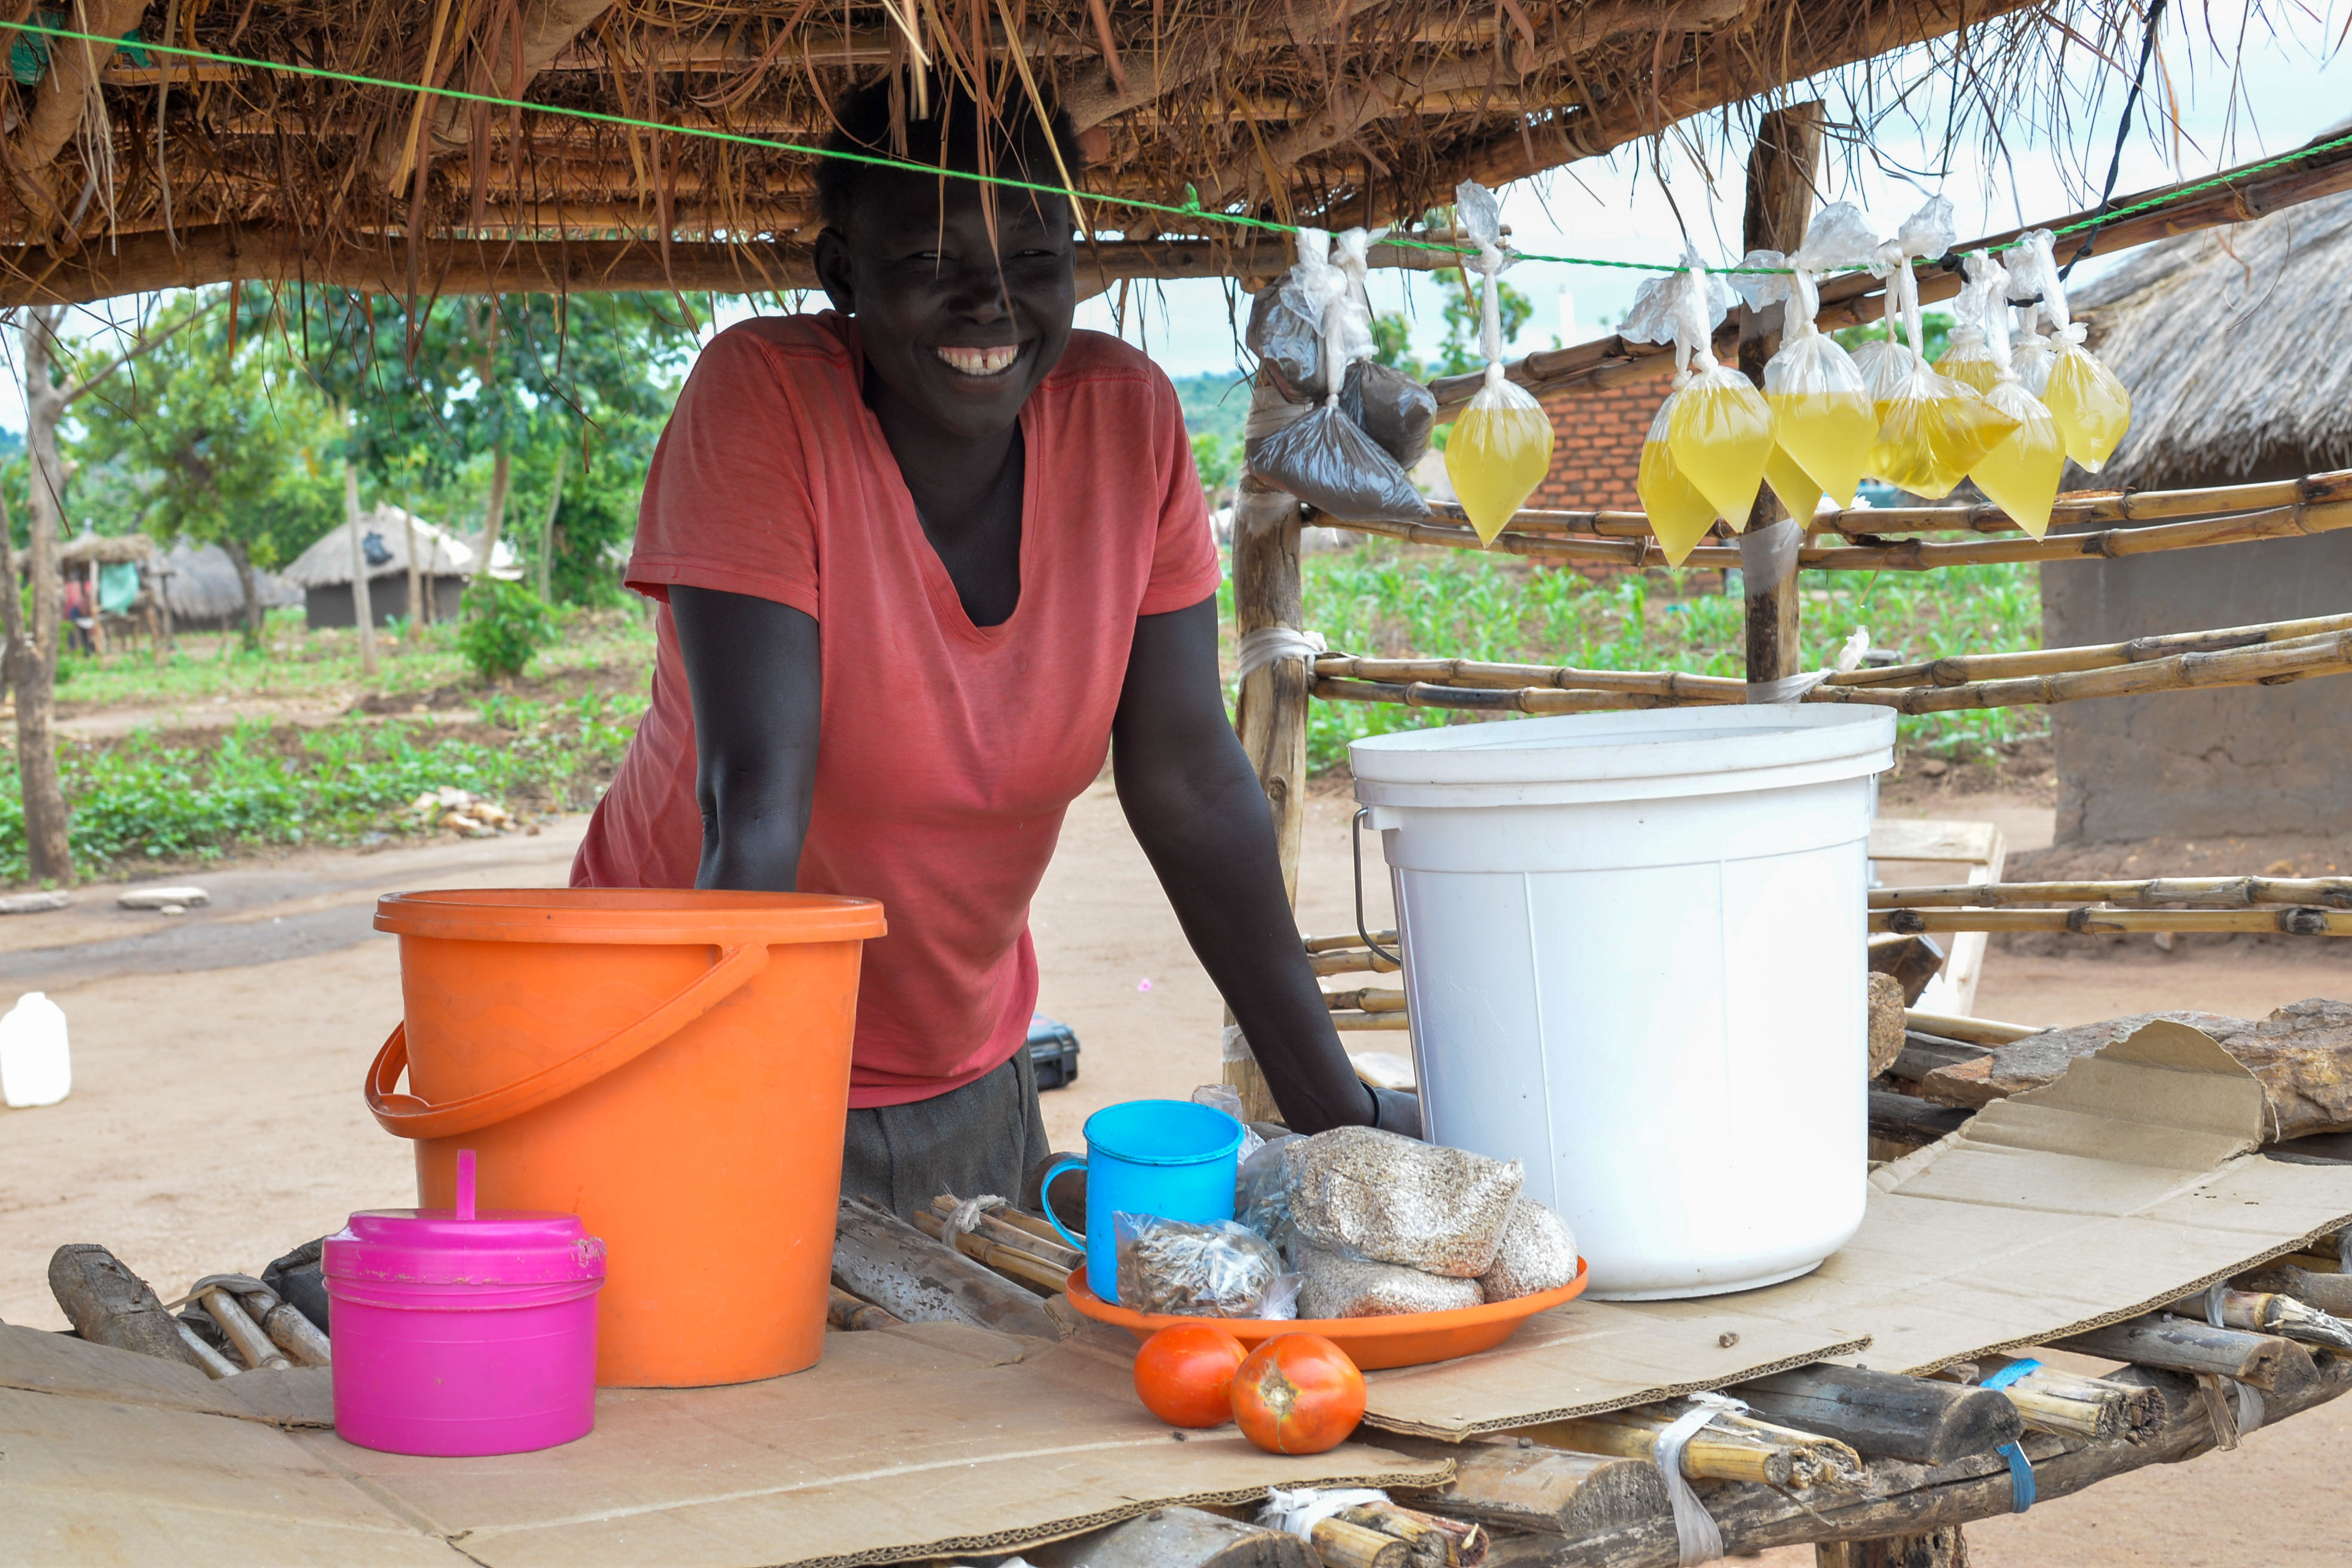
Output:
(1, 785), (2346, 1564)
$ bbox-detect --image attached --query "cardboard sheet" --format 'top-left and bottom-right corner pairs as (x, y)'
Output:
(1360, 1019), (2352, 1436)
(2, 1318), (1448, 1568)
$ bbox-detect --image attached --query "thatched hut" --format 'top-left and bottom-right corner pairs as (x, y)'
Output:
(281, 508), (475, 630)
(2041, 160), (2352, 844)
(0, 3), (2152, 308)
(149, 540), (302, 633)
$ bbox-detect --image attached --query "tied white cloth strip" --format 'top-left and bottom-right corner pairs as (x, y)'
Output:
(2203, 1287), (2268, 1438)
(1236, 625), (1328, 683)
(1221, 1022), (1253, 1064)
(940, 1195), (1009, 1254)
(1258, 1486), (1389, 1541)
(1655, 1393), (1747, 1566)
(1746, 626), (1871, 705)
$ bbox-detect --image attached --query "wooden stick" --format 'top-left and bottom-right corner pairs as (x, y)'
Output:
(1527, 1407), (1865, 1490)
(927, 1196), (1085, 1270)
(1976, 1359), (2164, 1444)
(1312, 1517), (1413, 1568)
(1902, 1010), (2045, 1046)
(1806, 470), (2352, 539)
(2202, 1288), (2352, 1353)
(1874, 906), (2352, 936)
(1325, 987), (1410, 1015)
(826, 1285), (903, 1333)
(909, 1208), (1075, 1294)
(197, 1287), (292, 1372)
(2238, 1266), (2352, 1319)
(258, 1301), (332, 1367)
(1334, 1012), (1413, 1031)
(1873, 875), (2352, 911)
(175, 1322), (243, 1379)
(2054, 1315), (2302, 1389)
(1313, 676), (1698, 716)
(1734, 1366), (2022, 1466)
(1314, 655), (1744, 702)
(1805, 631), (2352, 715)
(1338, 1503), (1456, 1568)
(1312, 947), (1400, 977)
(973, 1203), (1082, 1252)
(1827, 612), (2352, 690)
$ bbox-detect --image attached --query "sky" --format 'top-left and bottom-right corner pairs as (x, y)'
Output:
(3, 4), (2345, 427)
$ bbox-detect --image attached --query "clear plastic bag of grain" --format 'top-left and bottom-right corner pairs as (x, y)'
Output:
(1285, 1126), (1523, 1278)
(1114, 1212), (1297, 1318)
(1475, 1199), (1581, 1302)
(1295, 1240), (1484, 1318)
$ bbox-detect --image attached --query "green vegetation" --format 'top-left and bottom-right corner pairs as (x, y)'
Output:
(1221, 543), (2042, 773)
(1833, 310), (1956, 366)
(458, 578), (561, 681)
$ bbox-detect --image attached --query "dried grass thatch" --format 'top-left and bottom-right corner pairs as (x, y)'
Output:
(57, 527), (152, 565)
(2073, 147), (2352, 490)
(0, 1), (2182, 304)
(280, 507), (474, 588)
(151, 538), (301, 624)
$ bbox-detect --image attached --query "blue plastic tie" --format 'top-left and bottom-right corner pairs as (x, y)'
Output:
(1978, 1360), (2042, 1513)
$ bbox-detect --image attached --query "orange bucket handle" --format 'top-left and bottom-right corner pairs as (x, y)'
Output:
(366, 941), (773, 1141)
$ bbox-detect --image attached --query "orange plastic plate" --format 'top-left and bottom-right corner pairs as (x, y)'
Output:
(1062, 1258), (1588, 1371)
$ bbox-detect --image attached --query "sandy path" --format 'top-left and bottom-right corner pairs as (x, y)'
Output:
(1, 788), (2344, 1564)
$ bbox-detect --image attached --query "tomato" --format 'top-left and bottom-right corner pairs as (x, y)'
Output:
(1132, 1322), (1248, 1429)
(1230, 1333), (1367, 1455)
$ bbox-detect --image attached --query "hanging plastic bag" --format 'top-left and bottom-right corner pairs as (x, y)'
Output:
(1625, 254), (1772, 561)
(1958, 250), (2066, 537)
(1443, 182), (1554, 544)
(1245, 229), (1432, 522)
(1931, 260), (2005, 395)
(1861, 200), (2018, 497)
(1735, 203), (1879, 513)
(1246, 229), (1342, 402)
(1341, 360), (1437, 469)
(2013, 229), (2131, 471)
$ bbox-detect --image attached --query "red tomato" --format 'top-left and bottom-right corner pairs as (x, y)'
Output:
(1133, 1322), (1248, 1428)
(1230, 1333), (1367, 1454)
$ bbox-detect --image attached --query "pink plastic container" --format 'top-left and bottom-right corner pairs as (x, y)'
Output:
(325, 1150), (605, 1456)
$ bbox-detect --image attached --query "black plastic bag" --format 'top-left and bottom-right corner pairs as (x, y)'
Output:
(1246, 272), (1328, 403)
(1342, 360), (1437, 469)
(1247, 405), (1431, 523)
(262, 1235), (332, 1335)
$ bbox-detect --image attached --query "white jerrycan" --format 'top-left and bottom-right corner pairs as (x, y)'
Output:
(0, 991), (71, 1107)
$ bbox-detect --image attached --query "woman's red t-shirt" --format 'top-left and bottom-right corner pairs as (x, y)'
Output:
(572, 313), (1220, 1107)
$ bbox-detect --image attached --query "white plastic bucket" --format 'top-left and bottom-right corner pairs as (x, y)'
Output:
(1352, 706), (1895, 1300)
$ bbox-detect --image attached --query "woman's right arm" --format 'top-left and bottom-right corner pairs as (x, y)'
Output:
(669, 585), (822, 892)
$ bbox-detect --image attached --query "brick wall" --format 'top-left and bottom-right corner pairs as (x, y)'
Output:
(1530, 378), (1658, 511)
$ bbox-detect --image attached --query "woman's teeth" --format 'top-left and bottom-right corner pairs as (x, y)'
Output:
(935, 345), (1019, 376)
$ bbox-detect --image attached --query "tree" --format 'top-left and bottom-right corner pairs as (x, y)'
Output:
(1433, 270), (1534, 378)
(1834, 310), (1956, 366)
(1370, 311), (1424, 379)
(2, 302), (219, 884)
(75, 291), (345, 651)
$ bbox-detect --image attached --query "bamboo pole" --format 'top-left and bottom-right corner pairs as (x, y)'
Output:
(1872, 876), (2352, 911)
(1313, 676), (1695, 716)
(1526, 1407), (1865, 1490)
(1805, 630), (2352, 714)
(1807, 470), (2352, 538)
(1311, 947), (1399, 977)
(1903, 1010), (2045, 1046)
(1977, 1359), (2164, 1444)
(1334, 1012), (1411, 1031)
(1827, 613), (2352, 690)
(927, 1196), (1085, 1270)
(1324, 987), (1410, 1014)
(1874, 906), (2352, 937)
(1307, 929), (1399, 954)
(909, 1209), (1074, 1294)
(1315, 655), (1744, 700)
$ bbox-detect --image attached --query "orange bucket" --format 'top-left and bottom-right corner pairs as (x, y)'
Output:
(366, 889), (886, 1388)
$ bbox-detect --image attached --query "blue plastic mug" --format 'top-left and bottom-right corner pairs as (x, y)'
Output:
(1039, 1100), (1247, 1306)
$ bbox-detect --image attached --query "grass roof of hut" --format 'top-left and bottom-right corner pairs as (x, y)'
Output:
(0, 1), (2175, 306)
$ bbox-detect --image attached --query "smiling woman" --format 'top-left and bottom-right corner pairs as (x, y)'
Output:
(572, 75), (1413, 1221)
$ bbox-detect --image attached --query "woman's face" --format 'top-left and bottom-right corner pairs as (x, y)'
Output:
(816, 160), (1077, 442)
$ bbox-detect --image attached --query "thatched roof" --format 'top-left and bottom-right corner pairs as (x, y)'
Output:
(151, 540), (302, 623)
(0, 1), (2157, 305)
(2073, 155), (2352, 491)
(281, 507), (476, 589)
(58, 529), (154, 566)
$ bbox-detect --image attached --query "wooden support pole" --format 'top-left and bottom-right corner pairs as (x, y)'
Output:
(1738, 102), (1823, 686)
(1224, 443), (1309, 1125)
(1817, 1529), (1970, 1568)
(2053, 1315), (2306, 1390)
(1738, 1364), (2023, 1466)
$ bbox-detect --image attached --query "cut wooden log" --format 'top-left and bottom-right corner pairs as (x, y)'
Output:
(2191, 1287), (2352, 1352)
(1867, 1091), (1971, 1159)
(1867, 975), (1907, 1078)
(1394, 1442), (1672, 1538)
(830, 1198), (1063, 1340)
(1736, 1365), (2023, 1465)
(2053, 1314), (2305, 1390)
(1919, 999), (2352, 1140)
(1313, 1517), (1414, 1568)
(1339, 1503), (1454, 1568)
(47, 1245), (204, 1370)
(826, 1286), (902, 1333)
(1815, 1529), (1968, 1568)
(2239, 1264), (2352, 1318)
(1976, 1359), (2164, 1443)
(1867, 934), (1947, 1008)
(1024, 1505), (1315, 1567)
(1886, 1033), (1991, 1086)
(1527, 1405), (1864, 1489)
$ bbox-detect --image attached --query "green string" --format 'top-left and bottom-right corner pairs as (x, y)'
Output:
(7, 17), (2350, 281)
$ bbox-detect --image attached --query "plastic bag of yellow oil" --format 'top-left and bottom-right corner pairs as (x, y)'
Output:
(1871, 360), (2020, 499)
(1636, 396), (1723, 562)
(1733, 204), (1881, 509)
(2010, 229), (2130, 469)
(1932, 282), (2005, 396)
(1443, 182), (1554, 544)
(1953, 250), (2065, 536)
(1665, 361), (1773, 527)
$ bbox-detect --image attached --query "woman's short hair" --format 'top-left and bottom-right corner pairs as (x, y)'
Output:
(814, 75), (1087, 231)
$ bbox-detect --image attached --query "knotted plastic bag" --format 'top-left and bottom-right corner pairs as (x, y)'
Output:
(1932, 259), (2005, 395)
(1443, 182), (1554, 544)
(1735, 203), (1879, 512)
(1341, 359), (1437, 469)
(1861, 200), (2017, 497)
(1114, 1212), (1301, 1319)
(1245, 229), (1432, 522)
(1957, 250), (2066, 537)
(1245, 229), (1346, 402)
(2013, 229), (2131, 470)
(1626, 256), (1772, 561)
